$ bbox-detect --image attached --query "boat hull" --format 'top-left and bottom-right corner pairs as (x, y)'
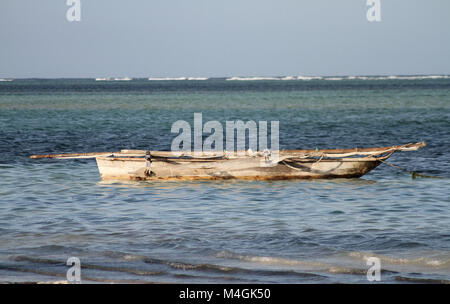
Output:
(29, 142), (425, 181)
(95, 156), (384, 181)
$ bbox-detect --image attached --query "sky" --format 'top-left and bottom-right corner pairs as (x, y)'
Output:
(1, 0), (450, 78)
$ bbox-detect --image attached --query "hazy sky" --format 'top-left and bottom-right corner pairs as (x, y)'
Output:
(1, 0), (449, 78)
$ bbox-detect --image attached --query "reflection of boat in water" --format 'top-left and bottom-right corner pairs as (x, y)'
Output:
(30, 142), (426, 181)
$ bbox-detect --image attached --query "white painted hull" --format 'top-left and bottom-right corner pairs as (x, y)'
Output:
(95, 155), (386, 181)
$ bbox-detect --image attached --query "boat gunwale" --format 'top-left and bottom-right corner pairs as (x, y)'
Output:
(29, 142), (425, 160)
(119, 142), (425, 155)
(96, 154), (391, 163)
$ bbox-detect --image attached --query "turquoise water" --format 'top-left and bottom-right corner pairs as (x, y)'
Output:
(0, 78), (449, 283)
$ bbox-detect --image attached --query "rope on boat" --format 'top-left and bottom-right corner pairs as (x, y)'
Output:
(281, 155), (444, 179)
(379, 159), (444, 179)
(315, 153), (325, 164)
(281, 160), (305, 171)
(144, 150), (154, 177)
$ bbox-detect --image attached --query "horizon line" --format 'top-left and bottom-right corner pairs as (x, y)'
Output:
(2, 73), (450, 80)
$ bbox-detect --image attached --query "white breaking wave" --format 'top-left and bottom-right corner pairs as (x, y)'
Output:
(334, 75), (449, 81)
(95, 77), (132, 81)
(375, 75), (449, 80)
(142, 75), (449, 82)
(324, 77), (345, 81)
(216, 251), (327, 268)
(99, 75), (449, 82)
(216, 250), (450, 276)
(148, 77), (188, 81)
(296, 76), (323, 80)
(226, 76), (324, 81)
(347, 251), (450, 268)
(187, 77), (209, 81)
(0, 78), (13, 82)
(226, 76), (281, 81)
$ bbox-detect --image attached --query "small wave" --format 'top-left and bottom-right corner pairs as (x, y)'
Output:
(225, 76), (324, 81)
(12, 255), (164, 276)
(141, 257), (326, 280)
(382, 75), (449, 80)
(0, 78), (13, 82)
(347, 76), (370, 80)
(122, 254), (147, 261)
(280, 76), (296, 80)
(0, 264), (157, 284)
(148, 77), (187, 81)
(296, 76), (323, 80)
(226, 76), (281, 81)
(216, 251), (326, 268)
(347, 251), (450, 269)
(215, 251), (403, 277)
(95, 77), (132, 81)
(282, 76), (322, 80)
(104, 251), (233, 272)
(348, 75), (449, 81)
(327, 266), (368, 275)
(98, 75), (449, 82)
(222, 75), (449, 81)
(105, 251), (325, 279)
(330, 75), (450, 81)
(395, 276), (450, 284)
(324, 77), (345, 81)
(187, 77), (208, 81)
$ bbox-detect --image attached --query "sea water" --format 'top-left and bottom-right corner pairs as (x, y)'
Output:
(0, 77), (449, 283)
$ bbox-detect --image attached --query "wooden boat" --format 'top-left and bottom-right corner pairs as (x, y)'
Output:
(30, 142), (426, 181)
